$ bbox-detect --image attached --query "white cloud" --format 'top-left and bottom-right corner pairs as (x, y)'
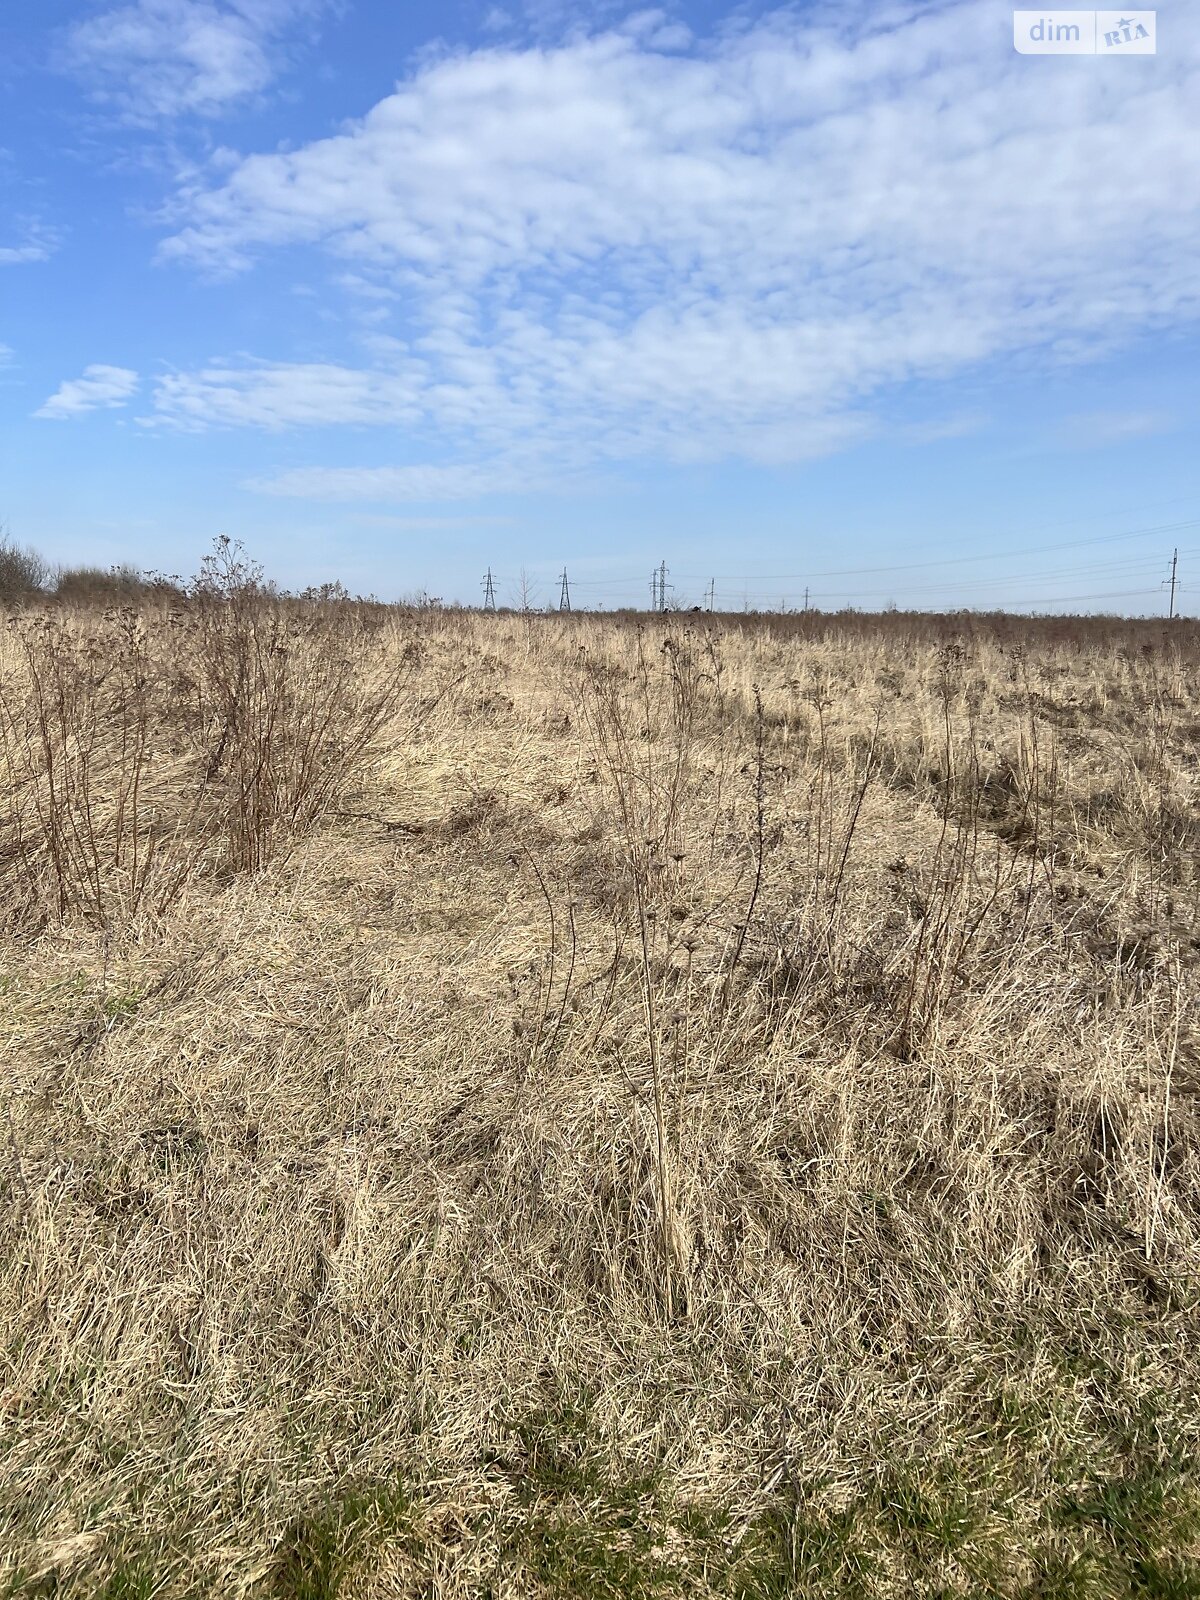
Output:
(351, 512), (517, 529)
(245, 462), (529, 502)
(144, 359), (427, 431)
(0, 220), (58, 265)
(0, 244), (49, 265)
(148, 3), (1200, 498)
(619, 10), (692, 49)
(1059, 410), (1175, 448)
(36, 365), (140, 420)
(62, 0), (331, 119)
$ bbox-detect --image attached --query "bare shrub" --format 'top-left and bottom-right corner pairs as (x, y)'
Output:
(54, 564), (147, 605)
(0, 609), (208, 925)
(0, 540), (415, 925)
(0, 534), (50, 606)
(186, 538), (413, 874)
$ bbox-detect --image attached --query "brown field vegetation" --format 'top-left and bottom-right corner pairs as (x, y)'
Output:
(2, 551), (1199, 1597)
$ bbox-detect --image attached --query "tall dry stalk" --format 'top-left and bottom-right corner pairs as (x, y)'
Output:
(573, 630), (716, 1315)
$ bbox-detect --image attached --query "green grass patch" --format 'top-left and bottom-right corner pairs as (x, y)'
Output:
(271, 1480), (416, 1600)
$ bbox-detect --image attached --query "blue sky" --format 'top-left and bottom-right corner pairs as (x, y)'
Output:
(2, 0), (1198, 609)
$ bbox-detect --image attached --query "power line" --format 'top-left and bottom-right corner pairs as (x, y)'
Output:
(466, 517), (1195, 615)
(736, 587), (1166, 611)
(506, 499), (1200, 596)
(487, 519), (1200, 596)
(662, 552), (1183, 607)
(759, 556), (1169, 604)
(672, 517), (1200, 584)
(549, 539), (1198, 607)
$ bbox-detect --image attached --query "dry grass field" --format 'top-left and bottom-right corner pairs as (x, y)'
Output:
(2, 548), (1200, 1597)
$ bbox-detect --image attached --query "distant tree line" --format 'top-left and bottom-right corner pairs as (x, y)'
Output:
(0, 530), (164, 607)
(0, 533), (1187, 650)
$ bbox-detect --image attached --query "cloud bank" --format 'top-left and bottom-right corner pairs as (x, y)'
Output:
(144, 2), (1200, 498)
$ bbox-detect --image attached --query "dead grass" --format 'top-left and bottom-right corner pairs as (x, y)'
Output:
(2, 593), (1200, 1597)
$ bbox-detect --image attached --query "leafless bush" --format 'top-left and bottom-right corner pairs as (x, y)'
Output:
(0, 540), (415, 925)
(0, 534), (50, 606)
(54, 564), (148, 605)
(185, 539), (412, 874)
(0, 609), (208, 925)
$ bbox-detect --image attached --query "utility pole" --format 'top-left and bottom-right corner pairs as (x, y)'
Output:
(655, 560), (671, 614)
(558, 568), (572, 612)
(649, 568), (659, 612)
(481, 567), (497, 611)
(1169, 548), (1179, 619)
(804, 586), (809, 613)
(705, 578), (715, 613)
